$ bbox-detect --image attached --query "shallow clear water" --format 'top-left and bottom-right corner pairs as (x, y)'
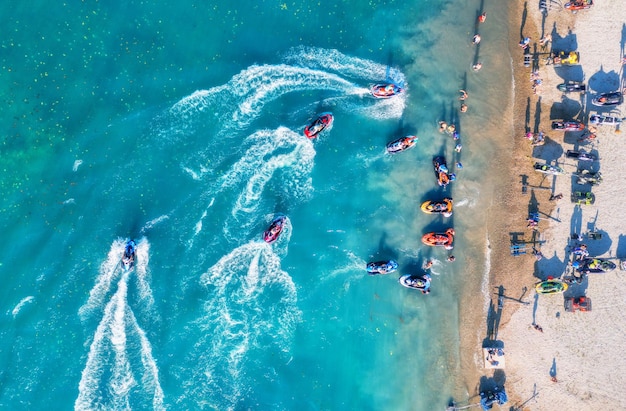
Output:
(0, 1), (513, 410)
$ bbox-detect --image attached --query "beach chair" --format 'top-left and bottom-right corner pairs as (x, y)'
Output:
(510, 244), (527, 256)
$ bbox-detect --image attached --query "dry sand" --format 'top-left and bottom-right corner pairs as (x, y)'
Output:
(476, 1), (626, 410)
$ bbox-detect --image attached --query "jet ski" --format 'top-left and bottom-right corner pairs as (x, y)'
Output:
(535, 279), (568, 295)
(422, 228), (455, 250)
(564, 0), (593, 11)
(366, 260), (399, 275)
(566, 150), (596, 161)
(571, 191), (595, 205)
(370, 83), (403, 99)
(399, 273), (431, 294)
(420, 198), (453, 217)
(589, 114), (623, 126)
(551, 120), (585, 131)
(304, 113), (334, 139)
(386, 135), (418, 154)
(433, 156), (454, 187)
(263, 215), (286, 244)
(592, 91), (623, 107)
(556, 81), (586, 93)
(122, 240), (136, 271)
(575, 258), (616, 273)
(480, 388), (508, 410)
(533, 162), (565, 175)
(574, 170), (602, 186)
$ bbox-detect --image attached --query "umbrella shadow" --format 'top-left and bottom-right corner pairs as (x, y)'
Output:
(550, 23), (578, 52)
(549, 95), (583, 121)
(587, 67), (622, 93)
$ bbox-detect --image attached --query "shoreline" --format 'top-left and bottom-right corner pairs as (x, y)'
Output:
(469, 1), (626, 410)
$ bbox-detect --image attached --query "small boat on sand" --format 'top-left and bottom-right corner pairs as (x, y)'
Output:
(557, 81), (586, 93)
(386, 135), (418, 154)
(589, 114), (623, 126)
(592, 91), (623, 107)
(264, 215), (286, 244)
(420, 198), (453, 217)
(422, 228), (455, 250)
(566, 150), (596, 161)
(551, 120), (585, 131)
(399, 274), (431, 294)
(370, 83), (403, 98)
(533, 162), (565, 175)
(366, 260), (398, 275)
(304, 113), (333, 139)
(535, 279), (568, 295)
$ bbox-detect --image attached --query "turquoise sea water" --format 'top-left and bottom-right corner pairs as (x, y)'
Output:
(1, 1), (514, 410)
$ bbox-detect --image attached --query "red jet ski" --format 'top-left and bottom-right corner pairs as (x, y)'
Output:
(564, 0), (592, 10)
(263, 216), (286, 244)
(304, 113), (334, 139)
(422, 228), (455, 250)
(370, 83), (403, 98)
(551, 121), (585, 131)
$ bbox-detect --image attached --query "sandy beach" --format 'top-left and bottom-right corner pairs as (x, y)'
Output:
(472, 1), (626, 410)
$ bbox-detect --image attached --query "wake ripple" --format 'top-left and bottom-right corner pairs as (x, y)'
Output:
(76, 238), (163, 410)
(180, 241), (300, 410)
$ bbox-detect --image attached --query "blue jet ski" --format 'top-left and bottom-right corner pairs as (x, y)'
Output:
(399, 274), (431, 294)
(366, 260), (399, 275)
(122, 240), (136, 271)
